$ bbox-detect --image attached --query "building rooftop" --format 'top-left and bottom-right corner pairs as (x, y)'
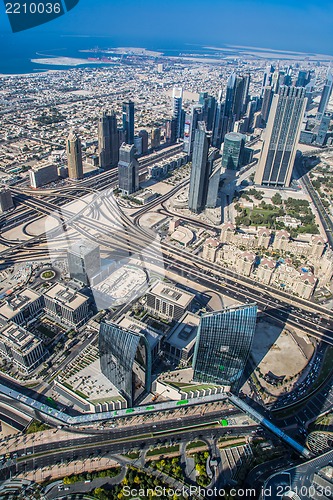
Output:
(44, 283), (88, 311)
(166, 312), (200, 350)
(149, 281), (195, 308)
(0, 322), (43, 355)
(170, 227), (194, 246)
(117, 315), (161, 349)
(68, 240), (100, 257)
(0, 289), (41, 323)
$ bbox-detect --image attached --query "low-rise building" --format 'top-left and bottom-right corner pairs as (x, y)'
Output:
(0, 289), (44, 327)
(0, 322), (45, 372)
(43, 283), (90, 328)
(170, 226), (194, 247)
(29, 163), (58, 188)
(165, 312), (200, 366)
(202, 238), (220, 262)
(146, 281), (195, 321)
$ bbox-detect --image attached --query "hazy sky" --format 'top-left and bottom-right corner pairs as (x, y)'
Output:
(1, 0), (333, 55)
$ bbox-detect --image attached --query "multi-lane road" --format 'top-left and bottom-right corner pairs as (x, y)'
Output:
(1, 167), (333, 344)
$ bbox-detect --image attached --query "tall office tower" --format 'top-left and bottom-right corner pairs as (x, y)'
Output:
(134, 136), (143, 155)
(296, 70), (311, 88)
(67, 130), (83, 180)
(261, 64), (275, 95)
(199, 92), (209, 104)
(165, 118), (177, 144)
(241, 73), (251, 115)
(254, 86), (307, 187)
(118, 143), (139, 195)
(222, 132), (246, 170)
(172, 86), (183, 139)
(188, 122), (211, 213)
(220, 73), (248, 142)
(260, 86), (274, 125)
(193, 304), (257, 387)
(183, 105), (202, 156)
(305, 74), (316, 111)
(99, 321), (152, 406)
(271, 68), (281, 93)
(314, 113), (331, 146)
(317, 70), (333, 120)
(232, 75), (246, 121)
(200, 94), (217, 131)
(118, 128), (126, 148)
(122, 100), (135, 145)
(151, 127), (161, 149)
(212, 89), (224, 148)
(245, 100), (257, 132)
(67, 241), (101, 285)
(139, 130), (149, 154)
(206, 162), (221, 209)
(0, 187), (14, 213)
(98, 110), (118, 169)
(220, 73), (237, 140)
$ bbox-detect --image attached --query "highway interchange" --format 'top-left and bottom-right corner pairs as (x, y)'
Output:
(0, 153), (333, 488)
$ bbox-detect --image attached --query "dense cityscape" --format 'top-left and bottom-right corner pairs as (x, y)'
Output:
(0, 31), (333, 500)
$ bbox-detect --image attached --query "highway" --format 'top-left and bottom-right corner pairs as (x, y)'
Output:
(2, 173), (333, 343)
(1, 424), (257, 482)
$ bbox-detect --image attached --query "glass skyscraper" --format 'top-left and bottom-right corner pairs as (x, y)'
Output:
(254, 86), (306, 187)
(317, 70), (333, 119)
(67, 241), (101, 285)
(172, 86), (183, 139)
(98, 110), (119, 169)
(222, 132), (246, 170)
(188, 122), (211, 213)
(99, 321), (152, 406)
(193, 304), (257, 387)
(122, 101), (135, 145)
(118, 143), (139, 195)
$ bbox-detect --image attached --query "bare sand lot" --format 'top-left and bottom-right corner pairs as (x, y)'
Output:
(251, 319), (313, 378)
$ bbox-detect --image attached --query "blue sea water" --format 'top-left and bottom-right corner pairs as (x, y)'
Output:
(0, 32), (206, 75)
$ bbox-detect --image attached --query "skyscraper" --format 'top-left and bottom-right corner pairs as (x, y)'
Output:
(151, 127), (161, 149)
(172, 86), (183, 139)
(99, 321), (152, 406)
(67, 241), (101, 285)
(67, 130), (83, 180)
(165, 118), (177, 144)
(317, 70), (333, 120)
(296, 70), (311, 88)
(118, 143), (139, 195)
(261, 65), (275, 95)
(122, 100), (135, 145)
(188, 122), (211, 213)
(222, 132), (246, 170)
(241, 73), (251, 115)
(200, 94), (217, 131)
(260, 86), (274, 126)
(212, 91), (225, 149)
(220, 73), (249, 142)
(193, 304), (257, 387)
(206, 163), (221, 209)
(314, 113), (331, 146)
(254, 86), (307, 187)
(0, 188), (14, 213)
(183, 104), (202, 156)
(139, 130), (149, 154)
(98, 110), (118, 169)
